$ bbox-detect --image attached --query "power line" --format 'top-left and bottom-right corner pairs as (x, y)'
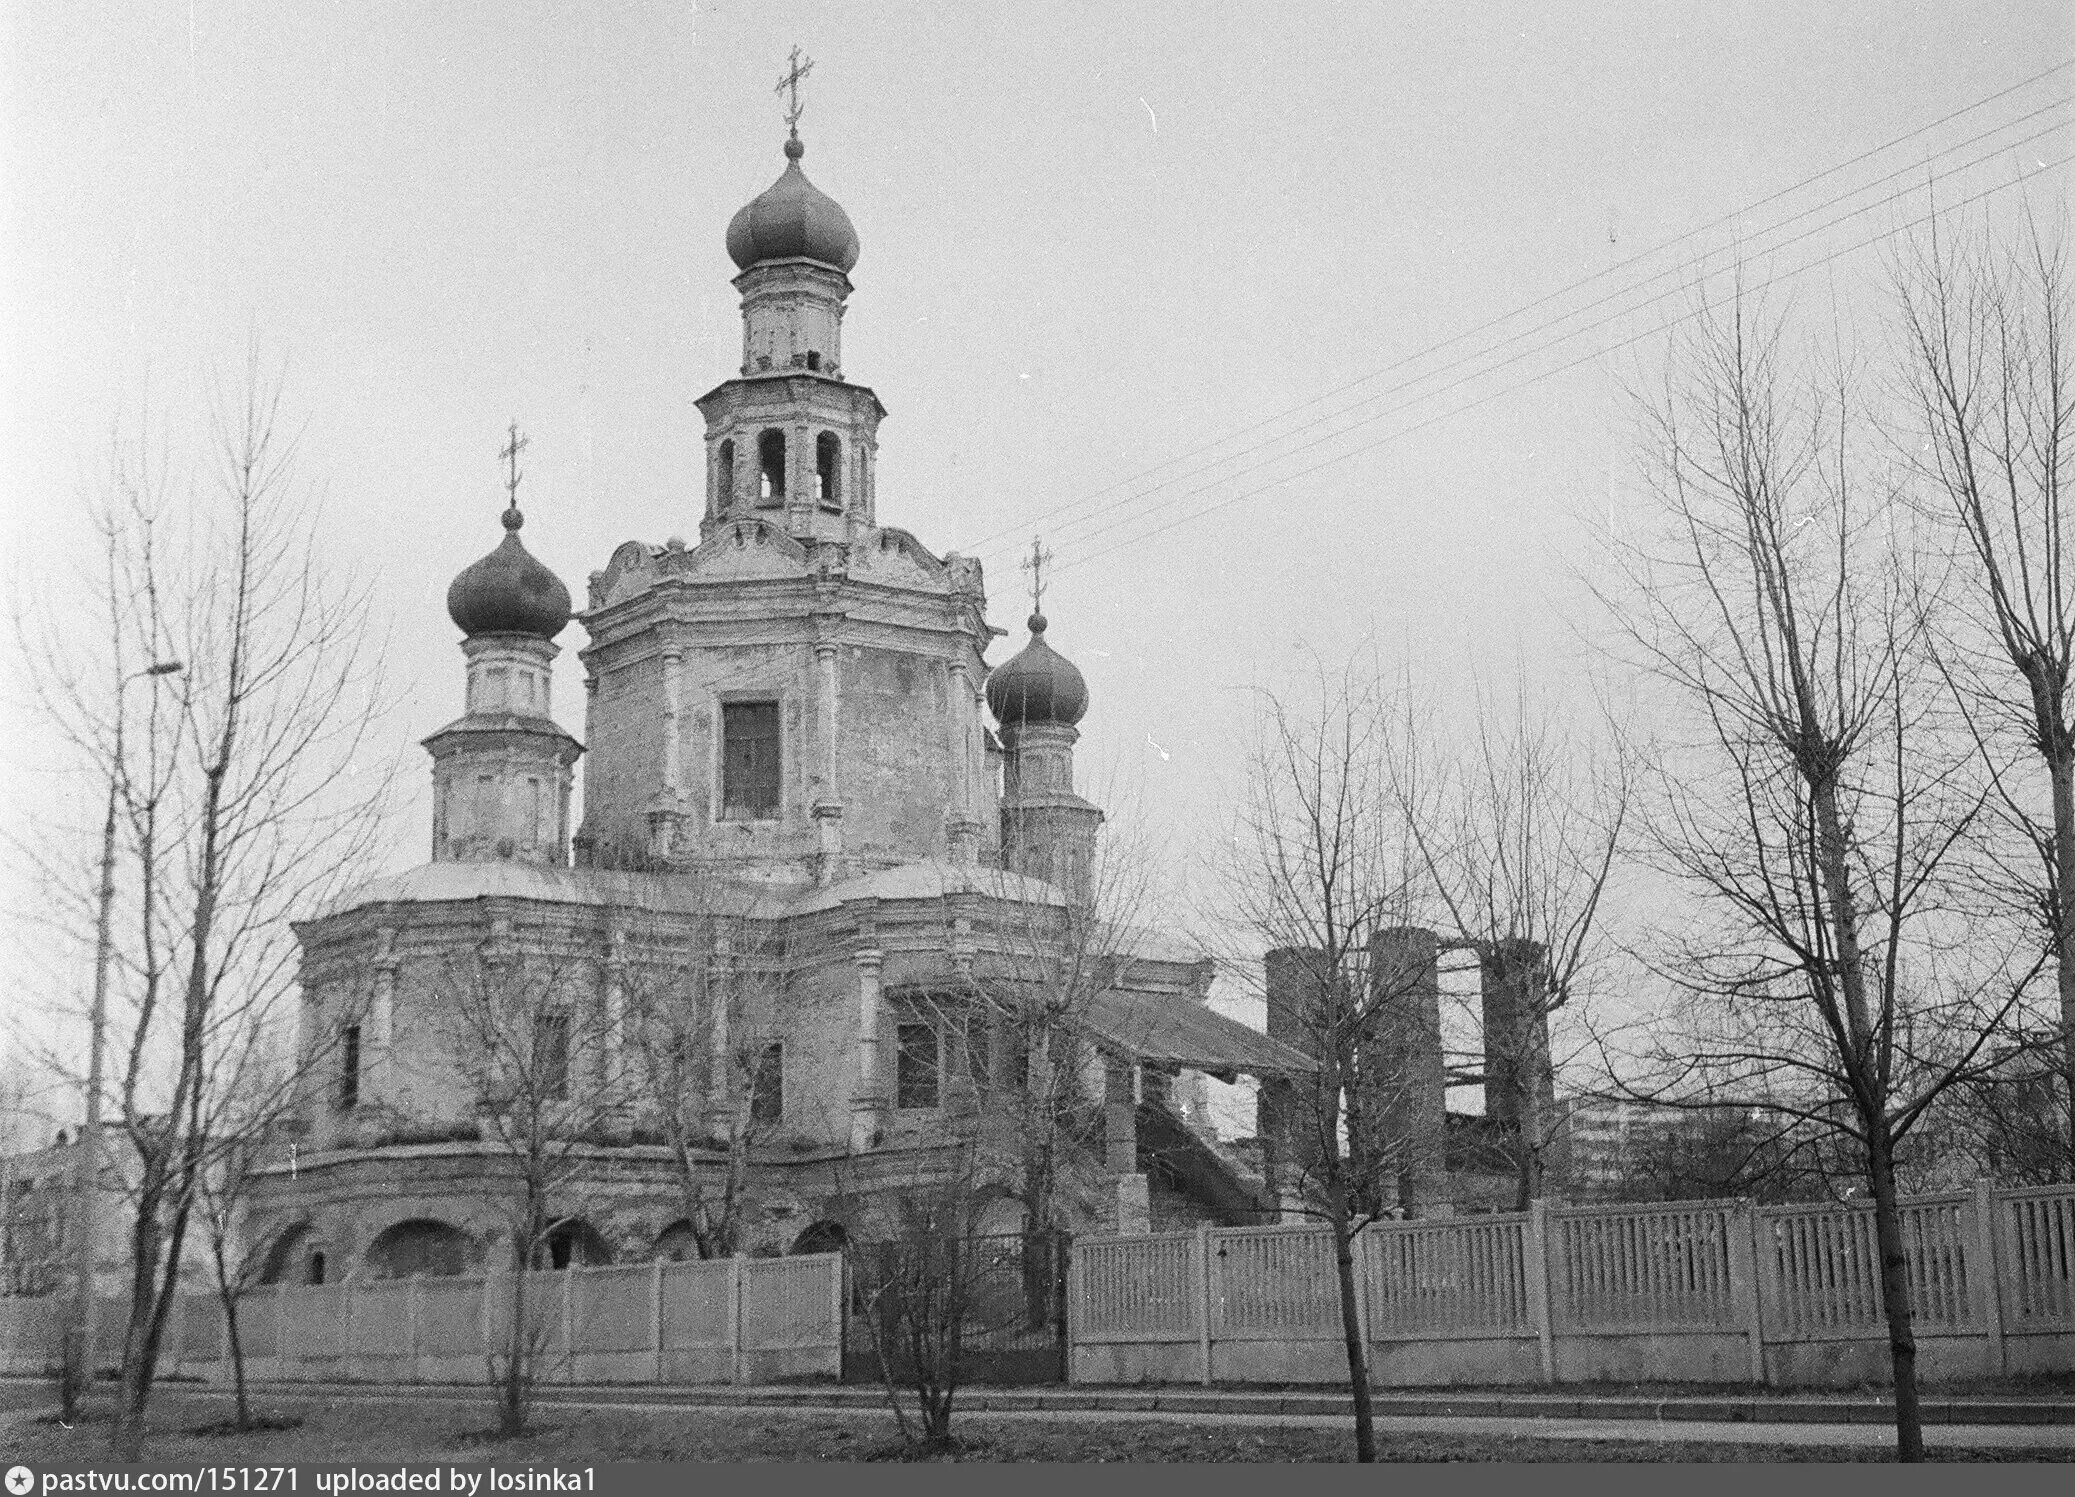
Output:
(1008, 100), (2069, 566)
(953, 63), (2074, 565)
(1048, 148), (2075, 576)
(1035, 115), (2072, 565)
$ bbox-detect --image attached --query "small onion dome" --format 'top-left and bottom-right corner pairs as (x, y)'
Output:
(726, 136), (861, 273)
(985, 613), (1089, 728)
(446, 506), (572, 640)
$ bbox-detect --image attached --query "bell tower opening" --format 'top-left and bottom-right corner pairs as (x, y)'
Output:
(816, 432), (841, 509)
(716, 438), (735, 512)
(758, 429), (787, 505)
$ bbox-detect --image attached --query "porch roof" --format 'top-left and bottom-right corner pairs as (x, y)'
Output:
(1076, 989), (1315, 1078)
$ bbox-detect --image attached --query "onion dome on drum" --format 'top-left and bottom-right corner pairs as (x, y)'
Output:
(446, 505), (573, 640)
(726, 136), (862, 273)
(985, 613), (1090, 728)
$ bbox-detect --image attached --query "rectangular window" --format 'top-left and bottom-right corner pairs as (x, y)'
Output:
(751, 1041), (784, 1125)
(721, 701), (782, 820)
(896, 1020), (940, 1110)
(337, 1024), (361, 1111)
(533, 1011), (571, 1102)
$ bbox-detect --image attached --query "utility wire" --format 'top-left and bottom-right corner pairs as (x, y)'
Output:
(982, 100), (2071, 568)
(954, 63), (2074, 564)
(1040, 114), (2073, 564)
(1049, 147), (2075, 576)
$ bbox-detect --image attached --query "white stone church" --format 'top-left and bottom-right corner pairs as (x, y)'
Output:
(243, 119), (1308, 1285)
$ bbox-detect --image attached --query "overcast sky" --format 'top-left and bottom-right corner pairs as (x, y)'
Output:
(3, 2), (2071, 1119)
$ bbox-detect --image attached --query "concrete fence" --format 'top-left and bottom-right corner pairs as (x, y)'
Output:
(0, 1252), (843, 1386)
(1069, 1182), (2075, 1388)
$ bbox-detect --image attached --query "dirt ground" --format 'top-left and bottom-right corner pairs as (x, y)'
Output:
(4, 1390), (2067, 1463)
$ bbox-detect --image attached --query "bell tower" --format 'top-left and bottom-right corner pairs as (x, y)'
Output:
(697, 119), (884, 546)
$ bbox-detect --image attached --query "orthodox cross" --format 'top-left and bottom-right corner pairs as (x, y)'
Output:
(500, 421), (529, 512)
(775, 46), (815, 136)
(1020, 536), (1054, 616)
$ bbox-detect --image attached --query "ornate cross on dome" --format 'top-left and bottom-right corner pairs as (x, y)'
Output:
(775, 46), (815, 137)
(500, 421), (529, 512)
(1020, 536), (1054, 617)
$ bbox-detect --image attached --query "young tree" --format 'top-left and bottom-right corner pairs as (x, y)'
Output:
(14, 358), (393, 1458)
(620, 899), (793, 1262)
(194, 1029), (315, 1434)
(437, 930), (635, 1437)
(1605, 287), (2036, 1460)
(1891, 211), (2075, 1177)
(844, 1154), (998, 1459)
(1214, 654), (1430, 1464)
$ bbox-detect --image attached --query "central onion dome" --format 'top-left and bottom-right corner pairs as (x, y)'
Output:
(726, 136), (861, 273)
(446, 506), (573, 640)
(986, 614), (1090, 727)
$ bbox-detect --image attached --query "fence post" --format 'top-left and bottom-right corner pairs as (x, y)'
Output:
(340, 1275), (356, 1378)
(831, 1251), (847, 1384)
(408, 1274), (425, 1384)
(275, 1282), (288, 1373)
(1727, 1200), (1765, 1385)
(1972, 1180), (2006, 1375)
(650, 1258), (666, 1385)
(561, 1266), (576, 1384)
(1194, 1224), (1213, 1386)
(728, 1254), (745, 1385)
(482, 1269), (496, 1384)
(1525, 1200), (1555, 1385)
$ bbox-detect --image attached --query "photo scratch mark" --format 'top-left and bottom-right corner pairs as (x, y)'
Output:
(1147, 733), (1170, 762)
(1140, 97), (1157, 133)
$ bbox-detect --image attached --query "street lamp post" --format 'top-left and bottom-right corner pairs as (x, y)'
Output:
(63, 659), (182, 1419)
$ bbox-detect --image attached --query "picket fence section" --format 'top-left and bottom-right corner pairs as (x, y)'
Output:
(0, 1252), (843, 1386)
(1070, 1182), (2075, 1388)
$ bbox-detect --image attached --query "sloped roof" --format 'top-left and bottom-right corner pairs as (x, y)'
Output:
(1077, 988), (1315, 1077)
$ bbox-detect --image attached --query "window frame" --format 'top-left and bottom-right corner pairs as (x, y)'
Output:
(718, 697), (784, 823)
(532, 1009), (571, 1102)
(751, 1040), (785, 1125)
(337, 1023), (362, 1112)
(895, 1018), (942, 1111)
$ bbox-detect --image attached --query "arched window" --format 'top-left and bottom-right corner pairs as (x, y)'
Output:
(815, 432), (841, 510)
(716, 438), (735, 508)
(757, 430), (786, 506)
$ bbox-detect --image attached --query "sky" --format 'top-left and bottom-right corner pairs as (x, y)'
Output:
(2, 1), (2071, 1128)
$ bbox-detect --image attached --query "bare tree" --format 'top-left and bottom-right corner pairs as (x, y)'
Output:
(13, 356), (393, 1458)
(1395, 674), (1630, 1208)
(436, 930), (635, 1438)
(1891, 210), (2075, 1177)
(194, 1029), (311, 1435)
(843, 1150), (999, 1459)
(1213, 653), (1431, 1464)
(1604, 287), (2036, 1460)
(620, 898), (793, 1262)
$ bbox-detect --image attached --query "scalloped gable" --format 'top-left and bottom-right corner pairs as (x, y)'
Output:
(852, 527), (950, 590)
(587, 522), (815, 608)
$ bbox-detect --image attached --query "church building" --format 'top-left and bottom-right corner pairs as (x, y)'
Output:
(243, 114), (1309, 1285)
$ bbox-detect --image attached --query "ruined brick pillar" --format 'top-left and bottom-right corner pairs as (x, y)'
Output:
(1480, 938), (1558, 1191)
(1258, 947), (1328, 1217)
(1368, 927), (1450, 1218)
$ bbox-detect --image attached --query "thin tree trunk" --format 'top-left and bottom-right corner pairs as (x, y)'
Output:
(1866, 1123), (1925, 1461)
(224, 1291), (250, 1430)
(1326, 1194), (1376, 1463)
(2048, 747), (2075, 1177)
